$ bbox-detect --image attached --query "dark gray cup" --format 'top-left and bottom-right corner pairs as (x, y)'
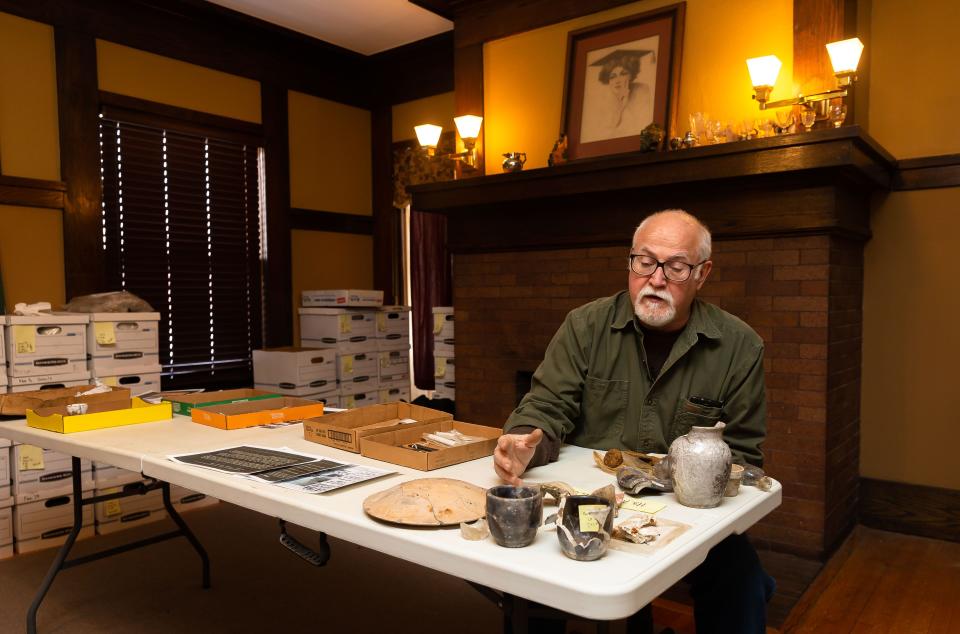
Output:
(486, 485), (543, 548)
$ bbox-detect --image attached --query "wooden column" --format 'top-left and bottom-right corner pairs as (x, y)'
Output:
(793, 0), (860, 122)
(371, 105), (400, 303)
(454, 43), (485, 176)
(261, 83), (293, 347)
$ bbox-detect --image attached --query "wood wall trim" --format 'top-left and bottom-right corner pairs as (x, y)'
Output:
(860, 477), (960, 543)
(55, 26), (106, 300)
(0, 175), (66, 209)
(261, 83), (293, 347)
(290, 208), (375, 235)
(99, 91), (263, 143)
(793, 0), (859, 123)
(370, 32), (454, 107)
(894, 154), (960, 190)
(454, 43), (484, 176)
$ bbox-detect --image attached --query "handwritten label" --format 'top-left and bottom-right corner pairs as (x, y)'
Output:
(105, 496), (122, 517)
(434, 357), (447, 378)
(18, 445), (45, 471)
(620, 498), (666, 514)
(577, 504), (608, 533)
(341, 355), (354, 375)
(433, 314), (444, 335)
(338, 314), (351, 334)
(377, 313), (387, 332)
(94, 322), (117, 345)
(102, 376), (119, 387)
(13, 325), (36, 354)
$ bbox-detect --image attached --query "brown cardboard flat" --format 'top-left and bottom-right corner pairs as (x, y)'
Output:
(0, 385), (132, 416)
(302, 402), (451, 453)
(360, 420), (501, 470)
(190, 397), (324, 430)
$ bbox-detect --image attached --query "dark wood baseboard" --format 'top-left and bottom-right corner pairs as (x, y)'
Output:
(290, 208), (374, 235)
(860, 477), (960, 543)
(0, 175), (66, 209)
(894, 154), (960, 190)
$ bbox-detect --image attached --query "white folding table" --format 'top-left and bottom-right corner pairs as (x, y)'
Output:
(0, 417), (781, 632)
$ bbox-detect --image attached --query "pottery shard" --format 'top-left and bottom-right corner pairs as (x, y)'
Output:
(363, 478), (486, 526)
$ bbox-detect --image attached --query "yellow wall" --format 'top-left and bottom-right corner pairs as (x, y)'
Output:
(483, 0), (792, 172)
(97, 40), (261, 123)
(392, 92), (455, 142)
(0, 13), (63, 310)
(860, 0), (960, 489)
(290, 230), (374, 342)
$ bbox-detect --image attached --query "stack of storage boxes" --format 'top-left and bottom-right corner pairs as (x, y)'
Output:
(376, 306), (411, 404)
(0, 439), (11, 559)
(298, 290), (384, 409)
(4, 314), (91, 393)
(12, 445), (94, 553)
(0, 328), (6, 393)
(87, 312), (162, 396)
(432, 306), (455, 401)
(253, 347), (337, 405)
(92, 462), (166, 535)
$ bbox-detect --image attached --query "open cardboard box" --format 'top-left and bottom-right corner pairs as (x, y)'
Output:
(0, 385), (131, 417)
(360, 420), (501, 470)
(191, 396), (324, 430)
(164, 388), (281, 416)
(303, 402), (451, 453)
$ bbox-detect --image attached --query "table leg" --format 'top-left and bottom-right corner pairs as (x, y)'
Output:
(162, 482), (211, 588)
(26, 457), (85, 634)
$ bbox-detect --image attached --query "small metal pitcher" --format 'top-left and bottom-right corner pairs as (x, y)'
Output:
(502, 152), (527, 173)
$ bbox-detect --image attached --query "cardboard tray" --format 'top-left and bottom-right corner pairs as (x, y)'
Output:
(0, 385), (132, 417)
(302, 402), (452, 453)
(360, 420), (501, 471)
(26, 398), (172, 434)
(190, 396), (325, 430)
(164, 388), (282, 416)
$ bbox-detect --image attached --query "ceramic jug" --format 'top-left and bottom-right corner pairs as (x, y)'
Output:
(502, 152), (527, 173)
(668, 422), (731, 508)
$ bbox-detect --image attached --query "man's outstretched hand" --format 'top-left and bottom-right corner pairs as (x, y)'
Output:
(493, 428), (543, 486)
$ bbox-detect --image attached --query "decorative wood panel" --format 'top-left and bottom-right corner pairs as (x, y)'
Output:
(0, 176), (66, 209)
(895, 154), (960, 190)
(861, 477), (960, 543)
(261, 83), (292, 347)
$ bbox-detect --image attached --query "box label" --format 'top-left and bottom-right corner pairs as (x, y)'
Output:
(18, 445), (44, 471)
(433, 314), (444, 335)
(13, 326), (36, 354)
(339, 314), (351, 334)
(578, 504), (608, 532)
(94, 322), (116, 345)
(435, 357), (447, 378)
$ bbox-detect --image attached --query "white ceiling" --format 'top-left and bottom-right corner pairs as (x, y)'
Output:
(205, 0), (452, 55)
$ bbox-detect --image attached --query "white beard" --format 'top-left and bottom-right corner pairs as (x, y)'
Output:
(633, 287), (677, 328)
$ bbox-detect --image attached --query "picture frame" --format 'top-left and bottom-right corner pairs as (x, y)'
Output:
(560, 3), (685, 160)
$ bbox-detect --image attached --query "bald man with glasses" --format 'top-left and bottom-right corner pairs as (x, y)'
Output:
(495, 209), (774, 634)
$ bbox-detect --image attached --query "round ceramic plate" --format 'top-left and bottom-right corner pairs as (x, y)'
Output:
(362, 477), (486, 526)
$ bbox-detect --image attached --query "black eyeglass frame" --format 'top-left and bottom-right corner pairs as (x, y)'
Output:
(628, 253), (709, 282)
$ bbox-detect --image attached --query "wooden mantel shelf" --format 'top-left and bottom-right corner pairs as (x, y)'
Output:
(410, 126), (895, 252)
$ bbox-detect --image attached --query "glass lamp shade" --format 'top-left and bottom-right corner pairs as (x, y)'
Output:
(746, 55), (782, 88)
(826, 38), (864, 75)
(453, 115), (483, 141)
(414, 124), (443, 148)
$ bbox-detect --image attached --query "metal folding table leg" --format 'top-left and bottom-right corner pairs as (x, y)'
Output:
(161, 482), (211, 588)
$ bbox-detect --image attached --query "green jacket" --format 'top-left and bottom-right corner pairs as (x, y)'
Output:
(505, 291), (767, 466)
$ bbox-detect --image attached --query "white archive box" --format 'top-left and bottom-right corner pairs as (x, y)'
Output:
(433, 337), (455, 356)
(98, 369), (162, 396)
(7, 369), (92, 391)
(254, 381), (337, 401)
(14, 493), (94, 554)
(378, 385), (410, 403)
(337, 350), (378, 382)
(432, 306), (454, 340)
(87, 312), (160, 375)
(93, 464), (146, 489)
(339, 375), (378, 396)
(299, 308), (378, 353)
(377, 333), (410, 350)
(434, 355), (455, 382)
(95, 487), (167, 535)
(0, 325), (5, 367)
(5, 313), (89, 378)
(0, 372), (6, 389)
(301, 289), (383, 307)
(169, 484), (219, 512)
(376, 306), (410, 337)
(0, 446), (9, 486)
(253, 347), (337, 394)
(378, 346), (410, 385)
(433, 381), (456, 401)
(13, 445), (93, 504)
(339, 389), (380, 409)
(0, 506), (12, 560)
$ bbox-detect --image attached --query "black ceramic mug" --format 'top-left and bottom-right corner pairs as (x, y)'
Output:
(486, 485), (543, 548)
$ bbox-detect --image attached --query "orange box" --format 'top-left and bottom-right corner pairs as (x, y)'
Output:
(190, 397), (324, 430)
(360, 420), (501, 471)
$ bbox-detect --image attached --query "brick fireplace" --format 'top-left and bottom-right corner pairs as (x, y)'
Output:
(411, 127), (893, 561)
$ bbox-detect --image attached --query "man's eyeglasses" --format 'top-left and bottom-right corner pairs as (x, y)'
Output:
(628, 254), (707, 283)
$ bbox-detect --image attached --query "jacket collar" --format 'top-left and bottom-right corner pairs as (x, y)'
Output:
(611, 291), (722, 341)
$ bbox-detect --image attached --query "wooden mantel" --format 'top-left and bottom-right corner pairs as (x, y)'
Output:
(410, 127), (895, 251)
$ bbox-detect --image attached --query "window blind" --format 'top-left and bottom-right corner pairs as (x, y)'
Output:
(98, 117), (264, 389)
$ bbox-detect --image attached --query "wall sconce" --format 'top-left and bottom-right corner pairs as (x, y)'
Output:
(747, 37), (864, 117)
(414, 115), (483, 169)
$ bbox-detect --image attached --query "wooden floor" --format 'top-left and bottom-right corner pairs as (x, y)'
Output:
(643, 527), (960, 634)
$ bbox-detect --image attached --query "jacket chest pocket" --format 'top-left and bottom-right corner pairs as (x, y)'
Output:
(670, 398), (723, 445)
(576, 375), (628, 446)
